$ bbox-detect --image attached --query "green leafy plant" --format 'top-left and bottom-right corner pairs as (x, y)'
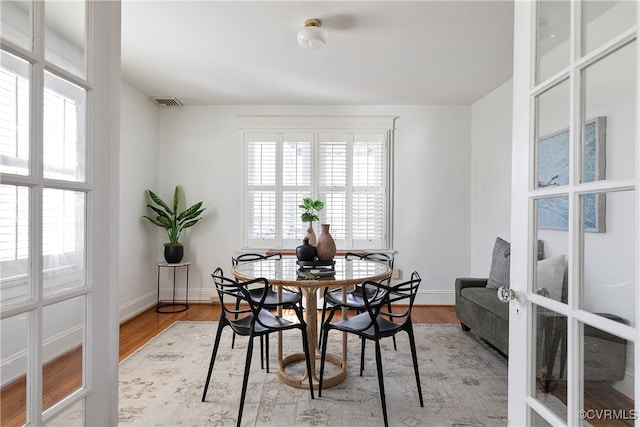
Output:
(299, 197), (324, 224)
(143, 186), (205, 245)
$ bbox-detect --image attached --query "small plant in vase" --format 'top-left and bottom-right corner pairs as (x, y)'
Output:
(299, 197), (324, 246)
(143, 185), (205, 263)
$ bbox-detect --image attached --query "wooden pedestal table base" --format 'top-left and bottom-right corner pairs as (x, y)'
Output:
(277, 283), (348, 389)
(231, 257), (391, 389)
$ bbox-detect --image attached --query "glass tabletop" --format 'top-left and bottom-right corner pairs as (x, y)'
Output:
(231, 257), (391, 288)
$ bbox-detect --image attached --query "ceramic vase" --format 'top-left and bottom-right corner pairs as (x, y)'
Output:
(306, 223), (317, 246)
(315, 224), (336, 261)
(296, 238), (317, 262)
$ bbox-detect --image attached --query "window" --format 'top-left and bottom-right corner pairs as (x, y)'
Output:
(241, 116), (395, 250)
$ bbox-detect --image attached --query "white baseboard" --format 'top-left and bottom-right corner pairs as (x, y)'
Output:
(415, 289), (454, 305)
(613, 368), (635, 398)
(119, 291), (157, 323)
(168, 289), (452, 305)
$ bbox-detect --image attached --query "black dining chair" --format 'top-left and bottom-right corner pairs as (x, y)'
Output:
(318, 271), (424, 427)
(319, 252), (396, 352)
(202, 267), (314, 427)
(231, 252), (303, 372)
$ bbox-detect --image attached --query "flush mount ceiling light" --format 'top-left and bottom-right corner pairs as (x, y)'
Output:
(297, 18), (325, 49)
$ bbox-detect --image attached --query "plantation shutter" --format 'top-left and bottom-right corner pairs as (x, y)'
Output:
(352, 134), (385, 246)
(282, 134), (312, 245)
(318, 133), (347, 242)
(241, 116), (393, 250)
(246, 135), (277, 243)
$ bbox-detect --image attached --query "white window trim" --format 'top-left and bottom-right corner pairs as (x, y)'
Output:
(239, 116), (396, 250)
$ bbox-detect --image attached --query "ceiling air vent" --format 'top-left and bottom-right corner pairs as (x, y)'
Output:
(151, 96), (183, 107)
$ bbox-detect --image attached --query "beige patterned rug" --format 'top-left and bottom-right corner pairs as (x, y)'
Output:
(118, 321), (508, 426)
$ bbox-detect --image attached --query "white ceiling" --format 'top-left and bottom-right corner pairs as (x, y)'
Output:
(121, 1), (515, 106)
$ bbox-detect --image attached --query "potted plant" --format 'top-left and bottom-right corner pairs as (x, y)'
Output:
(143, 185), (205, 263)
(299, 197), (324, 245)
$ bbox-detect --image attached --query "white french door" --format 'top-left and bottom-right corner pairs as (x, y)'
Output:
(510, 1), (639, 425)
(0, 1), (120, 425)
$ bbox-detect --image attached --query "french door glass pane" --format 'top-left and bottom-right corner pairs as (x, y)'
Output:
(43, 72), (86, 182)
(581, 190), (636, 327)
(582, 40), (636, 182)
(535, 196), (569, 303)
(44, 0), (86, 78)
(580, 322), (633, 424)
(43, 400), (84, 426)
(535, 79), (570, 189)
(42, 189), (86, 298)
(536, 0), (570, 84)
(0, 312), (29, 426)
(0, 185), (30, 307)
(532, 411), (553, 426)
(582, 1), (636, 57)
(1, 1), (32, 51)
(42, 296), (85, 411)
(534, 305), (567, 422)
(1, 51), (30, 176)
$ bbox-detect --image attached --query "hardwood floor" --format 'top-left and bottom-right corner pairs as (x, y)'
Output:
(5, 303), (631, 426)
(119, 303), (458, 360)
(1, 303), (457, 426)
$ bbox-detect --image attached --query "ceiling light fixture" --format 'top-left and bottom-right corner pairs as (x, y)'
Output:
(297, 19), (325, 49)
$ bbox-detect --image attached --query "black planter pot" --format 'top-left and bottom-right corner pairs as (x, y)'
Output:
(296, 239), (316, 262)
(164, 244), (184, 264)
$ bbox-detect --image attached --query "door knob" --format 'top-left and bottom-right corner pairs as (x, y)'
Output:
(497, 286), (517, 303)
(497, 286), (523, 318)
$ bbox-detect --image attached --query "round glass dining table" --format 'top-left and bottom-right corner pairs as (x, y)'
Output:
(231, 256), (392, 389)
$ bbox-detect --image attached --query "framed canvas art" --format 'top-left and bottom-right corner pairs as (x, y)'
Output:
(537, 117), (606, 232)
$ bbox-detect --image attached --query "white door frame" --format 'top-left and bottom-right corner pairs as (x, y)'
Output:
(508, 1), (534, 425)
(0, 1), (120, 424)
(83, 1), (121, 425)
(510, 1), (639, 426)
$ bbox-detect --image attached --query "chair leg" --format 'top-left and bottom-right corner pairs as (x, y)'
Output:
(299, 326), (315, 399)
(259, 335), (264, 369)
(406, 325), (424, 407)
(359, 337), (366, 376)
(265, 334), (270, 373)
(374, 340), (389, 427)
(318, 326), (331, 397)
(388, 302), (397, 351)
(318, 297), (328, 348)
(236, 335), (255, 427)
(202, 321), (225, 402)
(231, 297), (241, 350)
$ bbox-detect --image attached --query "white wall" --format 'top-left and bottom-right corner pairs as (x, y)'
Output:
(119, 80), (161, 321)
(154, 105), (472, 305)
(470, 80), (513, 276)
(116, 77), (535, 312)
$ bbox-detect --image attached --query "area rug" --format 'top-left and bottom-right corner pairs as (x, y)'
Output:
(118, 321), (508, 426)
